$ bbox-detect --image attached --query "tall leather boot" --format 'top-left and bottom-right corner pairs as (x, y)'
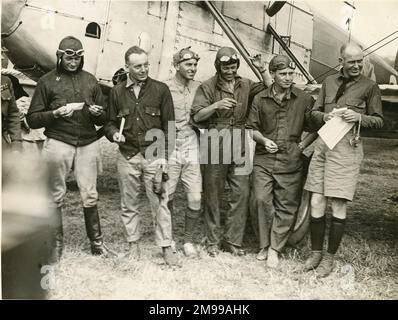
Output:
(83, 205), (107, 256)
(50, 207), (63, 263)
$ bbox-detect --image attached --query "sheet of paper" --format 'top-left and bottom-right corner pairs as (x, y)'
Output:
(67, 102), (85, 111)
(118, 117), (126, 142)
(318, 115), (354, 150)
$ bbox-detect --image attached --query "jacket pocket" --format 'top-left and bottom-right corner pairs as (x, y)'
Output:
(345, 98), (366, 110)
(145, 106), (161, 128)
(145, 106), (161, 117)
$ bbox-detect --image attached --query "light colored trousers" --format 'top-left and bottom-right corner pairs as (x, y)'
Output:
(117, 152), (172, 247)
(42, 138), (100, 208)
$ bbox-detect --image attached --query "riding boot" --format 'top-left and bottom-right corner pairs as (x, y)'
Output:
(83, 205), (107, 255)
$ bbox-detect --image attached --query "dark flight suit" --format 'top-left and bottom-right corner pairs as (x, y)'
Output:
(247, 84), (314, 252)
(191, 74), (264, 247)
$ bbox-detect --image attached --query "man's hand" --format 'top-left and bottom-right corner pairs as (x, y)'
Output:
(88, 105), (104, 116)
(113, 132), (126, 144)
(53, 105), (74, 118)
(250, 54), (267, 72)
(342, 109), (361, 123)
(215, 98), (237, 110)
(263, 138), (278, 153)
(323, 112), (334, 122)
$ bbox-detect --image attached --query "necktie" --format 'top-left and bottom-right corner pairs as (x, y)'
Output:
(334, 77), (352, 102)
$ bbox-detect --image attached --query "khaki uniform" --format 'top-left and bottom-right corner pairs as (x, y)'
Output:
(305, 72), (383, 200)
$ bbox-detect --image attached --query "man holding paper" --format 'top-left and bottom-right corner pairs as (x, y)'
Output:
(303, 42), (384, 277)
(27, 36), (108, 261)
(191, 47), (273, 258)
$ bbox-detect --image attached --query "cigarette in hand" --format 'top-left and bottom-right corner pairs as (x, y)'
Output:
(118, 117), (125, 142)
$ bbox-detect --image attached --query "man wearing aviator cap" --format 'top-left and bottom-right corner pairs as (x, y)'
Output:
(164, 47), (202, 257)
(191, 46), (272, 257)
(27, 36), (108, 261)
(247, 54), (316, 268)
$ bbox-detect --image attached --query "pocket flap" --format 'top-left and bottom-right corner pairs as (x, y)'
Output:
(145, 106), (161, 116)
(346, 99), (365, 108)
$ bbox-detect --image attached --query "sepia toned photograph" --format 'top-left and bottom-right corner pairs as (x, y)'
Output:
(1, 0), (397, 303)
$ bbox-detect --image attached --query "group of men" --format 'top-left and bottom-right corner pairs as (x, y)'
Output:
(2, 35), (383, 277)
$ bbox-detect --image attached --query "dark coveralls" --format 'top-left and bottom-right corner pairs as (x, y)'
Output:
(246, 85), (314, 252)
(191, 74), (264, 247)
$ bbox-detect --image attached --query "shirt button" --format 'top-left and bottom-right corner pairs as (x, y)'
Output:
(136, 102), (138, 105)
(136, 118), (139, 121)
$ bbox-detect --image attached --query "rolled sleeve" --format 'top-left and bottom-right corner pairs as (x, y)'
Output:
(362, 83), (384, 129)
(190, 84), (214, 128)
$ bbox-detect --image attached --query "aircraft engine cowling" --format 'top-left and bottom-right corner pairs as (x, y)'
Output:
(1, 0), (25, 37)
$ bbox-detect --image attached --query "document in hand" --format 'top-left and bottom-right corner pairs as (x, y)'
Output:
(67, 102), (85, 111)
(317, 108), (354, 150)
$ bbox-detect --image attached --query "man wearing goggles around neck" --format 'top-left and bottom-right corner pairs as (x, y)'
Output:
(27, 36), (109, 262)
(164, 47), (202, 258)
(191, 46), (273, 258)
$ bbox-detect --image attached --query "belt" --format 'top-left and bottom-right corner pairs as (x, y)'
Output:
(209, 118), (245, 126)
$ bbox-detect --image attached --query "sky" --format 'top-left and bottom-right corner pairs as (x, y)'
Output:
(307, 0), (398, 58)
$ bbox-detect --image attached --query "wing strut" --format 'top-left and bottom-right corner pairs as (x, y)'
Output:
(204, 1), (263, 81)
(267, 23), (317, 84)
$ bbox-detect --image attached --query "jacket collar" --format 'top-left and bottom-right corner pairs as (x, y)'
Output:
(216, 73), (242, 92)
(126, 74), (147, 88)
(260, 83), (299, 100)
(172, 76), (195, 94)
(337, 68), (363, 83)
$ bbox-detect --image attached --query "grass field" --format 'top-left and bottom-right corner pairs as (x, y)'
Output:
(48, 137), (398, 300)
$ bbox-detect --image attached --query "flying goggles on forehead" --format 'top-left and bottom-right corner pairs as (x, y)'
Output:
(274, 61), (296, 70)
(57, 49), (85, 57)
(180, 52), (200, 61)
(219, 54), (239, 62)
